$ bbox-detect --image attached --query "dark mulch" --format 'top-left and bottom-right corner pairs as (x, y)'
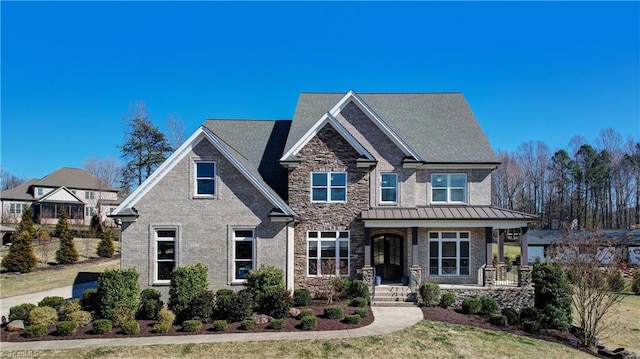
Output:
(1, 301), (372, 342)
(422, 306), (602, 358)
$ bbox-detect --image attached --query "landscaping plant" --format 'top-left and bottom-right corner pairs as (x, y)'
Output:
(169, 263), (208, 321)
(419, 282), (440, 307)
(9, 303), (37, 321)
(138, 288), (164, 320)
(54, 207), (79, 264)
(96, 227), (115, 258)
(439, 292), (456, 308)
(293, 288), (313, 307)
(97, 268), (140, 320)
(92, 319), (113, 334)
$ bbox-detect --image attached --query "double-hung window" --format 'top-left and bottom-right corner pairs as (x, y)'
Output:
(428, 232), (470, 276)
(85, 206), (95, 217)
(431, 174), (467, 203)
(380, 173), (398, 203)
(233, 229), (254, 281)
(307, 231), (349, 276)
(85, 191), (95, 200)
(195, 162), (215, 196)
(155, 229), (176, 283)
(311, 172), (346, 202)
(9, 203), (24, 214)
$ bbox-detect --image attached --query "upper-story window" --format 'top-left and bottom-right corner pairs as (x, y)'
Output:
(195, 162), (216, 196)
(431, 174), (467, 204)
(36, 188), (43, 196)
(85, 191), (95, 200)
(380, 173), (398, 203)
(311, 172), (346, 202)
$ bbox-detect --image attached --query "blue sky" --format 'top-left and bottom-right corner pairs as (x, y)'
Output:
(1, 1), (639, 181)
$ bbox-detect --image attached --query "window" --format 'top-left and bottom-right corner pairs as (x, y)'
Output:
(195, 162), (215, 196)
(380, 173), (398, 203)
(9, 203), (24, 214)
(155, 229), (176, 283)
(428, 232), (470, 276)
(431, 174), (467, 203)
(85, 207), (95, 217)
(233, 229), (254, 281)
(311, 172), (346, 202)
(85, 191), (95, 200)
(36, 188), (43, 196)
(307, 231), (349, 276)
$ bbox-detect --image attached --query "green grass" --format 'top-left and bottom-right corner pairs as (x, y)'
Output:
(597, 294), (640, 353)
(492, 242), (521, 263)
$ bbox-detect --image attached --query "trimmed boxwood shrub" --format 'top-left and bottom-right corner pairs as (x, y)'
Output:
(519, 306), (540, 323)
(97, 268), (140, 320)
(157, 307), (176, 326)
(261, 286), (292, 319)
(66, 310), (92, 326)
(82, 288), (99, 313)
(63, 299), (83, 316)
(212, 320), (228, 331)
(23, 324), (47, 338)
(301, 315), (317, 330)
(110, 307), (135, 328)
(419, 283), (440, 307)
(350, 297), (368, 308)
(268, 319), (285, 330)
(28, 306), (58, 326)
(461, 297), (482, 315)
(153, 322), (171, 334)
(240, 319), (255, 330)
(293, 288), (313, 307)
(343, 314), (361, 324)
(182, 320), (202, 332)
(189, 290), (216, 323)
(501, 307), (520, 325)
(138, 288), (163, 320)
(121, 320), (140, 335)
(439, 292), (456, 308)
(9, 303), (37, 321)
(92, 319), (113, 334)
(489, 314), (508, 327)
(480, 297), (499, 316)
(56, 321), (78, 336)
(38, 296), (65, 310)
(354, 308), (368, 318)
(523, 320), (541, 334)
(169, 264), (208, 321)
(324, 305), (344, 319)
(298, 309), (314, 319)
(346, 280), (370, 300)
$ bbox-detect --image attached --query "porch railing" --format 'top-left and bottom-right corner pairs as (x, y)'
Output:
(426, 266), (481, 284)
(495, 264), (519, 286)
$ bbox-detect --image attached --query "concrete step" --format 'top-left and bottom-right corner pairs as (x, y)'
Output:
(372, 285), (417, 307)
(372, 301), (418, 307)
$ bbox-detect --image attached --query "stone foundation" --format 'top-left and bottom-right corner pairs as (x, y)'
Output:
(518, 266), (533, 287)
(483, 267), (496, 287)
(410, 265), (422, 292)
(440, 286), (534, 311)
(360, 265), (374, 296)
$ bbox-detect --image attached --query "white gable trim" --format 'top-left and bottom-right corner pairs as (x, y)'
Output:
(37, 186), (85, 204)
(280, 111), (376, 161)
(113, 126), (296, 217)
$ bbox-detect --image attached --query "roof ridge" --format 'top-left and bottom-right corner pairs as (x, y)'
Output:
(299, 91), (463, 95)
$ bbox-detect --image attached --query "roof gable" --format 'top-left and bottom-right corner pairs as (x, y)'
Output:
(37, 186), (84, 204)
(0, 179), (38, 201)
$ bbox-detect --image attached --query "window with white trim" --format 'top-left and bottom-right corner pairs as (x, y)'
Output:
(85, 206), (95, 217)
(233, 229), (254, 281)
(431, 174), (467, 203)
(155, 229), (176, 283)
(307, 231), (349, 276)
(195, 162), (216, 196)
(36, 188), (43, 196)
(380, 173), (398, 203)
(428, 232), (470, 276)
(311, 172), (346, 202)
(85, 191), (95, 200)
(9, 203), (24, 214)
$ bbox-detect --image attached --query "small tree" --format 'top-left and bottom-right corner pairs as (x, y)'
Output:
(1, 230), (37, 273)
(89, 214), (103, 238)
(96, 227), (115, 258)
(15, 205), (36, 238)
(55, 207), (79, 264)
(97, 268), (140, 320)
(532, 260), (573, 331)
(35, 229), (54, 265)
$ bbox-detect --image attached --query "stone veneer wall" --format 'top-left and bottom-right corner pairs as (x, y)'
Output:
(441, 287), (535, 311)
(288, 124), (370, 292)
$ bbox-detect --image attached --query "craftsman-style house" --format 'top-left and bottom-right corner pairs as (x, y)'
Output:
(110, 91), (538, 300)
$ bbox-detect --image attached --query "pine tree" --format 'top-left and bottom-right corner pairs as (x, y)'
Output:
(16, 205), (36, 238)
(1, 230), (37, 273)
(55, 207), (79, 264)
(89, 214), (103, 238)
(96, 227), (115, 258)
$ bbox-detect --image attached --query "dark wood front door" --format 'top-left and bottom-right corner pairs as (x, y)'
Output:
(372, 234), (403, 281)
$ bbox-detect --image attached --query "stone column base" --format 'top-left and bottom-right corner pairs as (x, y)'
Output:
(410, 265), (422, 292)
(483, 267), (496, 287)
(518, 266), (533, 287)
(361, 265), (374, 296)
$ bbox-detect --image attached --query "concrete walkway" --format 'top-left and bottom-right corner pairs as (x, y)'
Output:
(0, 306), (424, 352)
(1, 282), (97, 319)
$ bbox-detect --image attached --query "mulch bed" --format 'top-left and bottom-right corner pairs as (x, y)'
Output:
(1, 301), (372, 342)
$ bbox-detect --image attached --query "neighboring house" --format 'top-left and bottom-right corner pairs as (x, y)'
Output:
(110, 90), (539, 299)
(1, 167), (121, 226)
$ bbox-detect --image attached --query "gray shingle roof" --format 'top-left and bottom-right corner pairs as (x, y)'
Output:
(37, 167), (118, 191)
(0, 179), (39, 201)
(361, 206), (539, 221)
(285, 92), (498, 163)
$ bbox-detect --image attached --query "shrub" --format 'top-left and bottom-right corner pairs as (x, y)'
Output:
(608, 271), (626, 293)
(55, 208), (79, 264)
(23, 324), (47, 338)
(169, 264), (208, 321)
(89, 214), (103, 238)
(298, 309), (314, 319)
(331, 278), (350, 300)
(182, 320), (202, 332)
(293, 288), (313, 307)
(2, 230), (37, 273)
(28, 306), (58, 326)
(354, 308), (368, 318)
(343, 314), (361, 324)
(489, 315), (508, 327)
(523, 320), (541, 334)
(92, 319), (113, 334)
(519, 306), (540, 323)
(346, 280), (370, 301)
(138, 288), (163, 320)
(419, 283), (440, 307)
(501, 307), (520, 325)
(240, 319), (256, 330)
(157, 307), (176, 325)
(218, 290), (254, 323)
(110, 307), (135, 328)
(350, 297), (368, 308)
(97, 268), (140, 320)
(212, 320), (228, 331)
(189, 290), (216, 322)
(268, 319), (285, 330)
(82, 288), (99, 313)
(96, 228), (115, 258)
(56, 321), (77, 336)
(439, 292), (456, 308)
(63, 299), (83, 316)
(324, 305), (344, 319)
(541, 304), (571, 331)
(633, 272), (640, 295)
(301, 315), (317, 330)
(38, 296), (65, 310)
(216, 289), (234, 297)
(153, 322), (171, 334)
(261, 286), (292, 319)
(66, 310), (92, 326)
(245, 265), (285, 312)
(532, 261), (572, 331)
(9, 303), (37, 321)
(480, 297), (499, 316)
(461, 297), (482, 315)
(121, 320), (140, 335)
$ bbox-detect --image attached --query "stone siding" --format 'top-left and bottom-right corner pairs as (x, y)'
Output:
(441, 286), (535, 311)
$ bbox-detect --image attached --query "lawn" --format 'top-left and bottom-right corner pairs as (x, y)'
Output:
(8, 320), (592, 359)
(492, 242), (521, 263)
(596, 294), (640, 353)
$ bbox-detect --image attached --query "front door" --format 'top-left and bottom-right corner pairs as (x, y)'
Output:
(372, 234), (403, 281)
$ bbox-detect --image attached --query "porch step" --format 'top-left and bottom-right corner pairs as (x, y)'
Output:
(372, 285), (417, 306)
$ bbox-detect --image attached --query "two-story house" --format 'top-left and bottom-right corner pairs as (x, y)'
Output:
(110, 91), (538, 302)
(1, 167), (121, 227)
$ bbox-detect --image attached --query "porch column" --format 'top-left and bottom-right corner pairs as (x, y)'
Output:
(410, 227), (421, 291)
(520, 227), (529, 266)
(485, 227), (493, 267)
(498, 229), (506, 263)
(364, 227), (371, 266)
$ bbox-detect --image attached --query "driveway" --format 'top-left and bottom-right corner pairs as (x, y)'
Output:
(1, 281), (97, 319)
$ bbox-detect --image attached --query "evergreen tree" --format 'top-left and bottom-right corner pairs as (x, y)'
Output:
(16, 205), (36, 238)
(89, 214), (103, 238)
(55, 207), (79, 264)
(96, 227), (115, 258)
(1, 230), (37, 273)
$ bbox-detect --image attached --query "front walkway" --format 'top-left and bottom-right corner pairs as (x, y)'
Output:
(0, 307), (423, 351)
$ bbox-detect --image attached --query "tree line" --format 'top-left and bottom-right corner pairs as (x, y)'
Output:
(492, 128), (640, 230)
